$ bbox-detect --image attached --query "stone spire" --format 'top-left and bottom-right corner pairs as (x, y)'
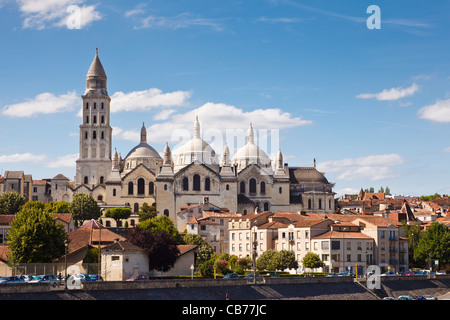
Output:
(247, 123), (254, 144)
(86, 47), (107, 79)
(193, 116), (200, 139)
(140, 122), (147, 143)
(160, 142), (174, 176)
(112, 148), (119, 169)
(163, 142), (171, 166)
(221, 143), (230, 166)
(276, 148), (283, 170)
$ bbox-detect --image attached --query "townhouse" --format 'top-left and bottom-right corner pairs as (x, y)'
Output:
(228, 211), (409, 274)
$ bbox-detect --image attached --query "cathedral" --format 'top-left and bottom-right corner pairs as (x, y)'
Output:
(50, 50), (336, 231)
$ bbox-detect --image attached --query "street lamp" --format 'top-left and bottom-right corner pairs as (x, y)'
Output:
(64, 239), (68, 292)
(252, 224), (258, 284)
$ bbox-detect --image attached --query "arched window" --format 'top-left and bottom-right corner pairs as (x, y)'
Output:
(101, 102), (104, 109)
(149, 182), (154, 195)
(264, 202), (269, 211)
(93, 115), (97, 124)
(98, 195), (103, 201)
(101, 131), (104, 139)
(205, 177), (211, 191)
(279, 187), (282, 194)
(86, 102), (89, 109)
(86, 116), (89, 124)
(101, 115), (105, 123)
(84, 176), (88, 184)
(329, 199), (332, 210)
(249, 178), (256, 194)
(137, 178), (145, 195)
(164, 209), (169, 217)
(93, 131), (97, 139)
(84, 132), (88, 140)
(308, 199), (312, 210)
(183, 177), (189, 191)
(193, 174), (201, 191)
(319, 199), (322, 210)
(128, 181), (134, 195)
(226, 184), (229, 191)
(94, 102), (97, 109)
(134, 203), (139, 213)
(113, 188), (116, 196)
(164, 184), (167, 190)
(240, 181), (245, 194)
(100, 176), (104, 184)
(260, 181), (266, 194)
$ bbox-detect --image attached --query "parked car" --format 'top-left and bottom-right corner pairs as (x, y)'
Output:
(88, 274), (103, 281)
(436, 270), (446, 275)
(126, 275), (148, 281)
(326, 273), (339, 277)
(68, 274), (91, 283)
(414, 270), (426, 275)
(0, 276), (25, 284)
(382, 297), (396, 300)
(413, 295), (426, 300)
(397, 295), (413, 300)
(223, 273), (239, 279)
(19, 275), (34, 282)
(405, 271), (415, 276)
(381, 271), (396, 277)
(31, 274), (59, 287)
(245, 273), (260, 278)
(423, 295), (437, 300)
(422, 270), (435, 276)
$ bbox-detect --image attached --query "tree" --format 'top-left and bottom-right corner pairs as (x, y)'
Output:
(402, 222), (423, 267)
(414, 222), (450, 270)
(45, 201), (70, 213)
(378, 186), (384, 193)
(138, 215), (184, 244)
(137, 203), (158, 222)
(127, 227), (180, 272)
(105, 207), (131, 227)
(384, 186), (391, 195)
(419, 193), (441, 201)
(275, 250), (298, 270)
(301, 252), (324, 270)
(256, 249), (278, 271)
(0, 192), (27, 215)
(69, 193), (101, 225)
(199, 259), (214, 277)
(7, 206), (67, 263)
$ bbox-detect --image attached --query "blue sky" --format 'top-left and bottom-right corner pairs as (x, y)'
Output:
(0, 0), (449, 198)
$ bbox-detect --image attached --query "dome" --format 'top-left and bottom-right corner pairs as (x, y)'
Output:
(125, 143), (161, 159)
(172, 117), (219, 170)
(231, 123), (272, 173)
(123, 123), (162, 172)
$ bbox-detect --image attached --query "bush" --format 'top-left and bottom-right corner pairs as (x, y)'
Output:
(199, 260), (214, 277)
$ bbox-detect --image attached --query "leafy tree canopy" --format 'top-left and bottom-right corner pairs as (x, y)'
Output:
(105, 207), (131, 226)
(414, 222), (450, 269)
(69, 193), (101, 225)
(137, 203), (158, 222)
(138, 214), (184, 244)
(127, 227), (180, 272)
(7, 206), (67, 263)
(301, 252), (324, 269)
(0, 192), (26, 215)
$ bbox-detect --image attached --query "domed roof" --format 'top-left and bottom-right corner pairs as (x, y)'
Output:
(231, 123), (272, 172)
(172, 117), (219, 168)
(125, 143), (161, 159)
(124, 123), (162, 160)
(86, 47), (107, 79)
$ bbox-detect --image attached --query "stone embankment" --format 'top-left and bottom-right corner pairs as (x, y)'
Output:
(0, 275), (449, 300)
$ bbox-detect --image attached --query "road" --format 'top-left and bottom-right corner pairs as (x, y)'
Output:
(438, 291), (450, 300)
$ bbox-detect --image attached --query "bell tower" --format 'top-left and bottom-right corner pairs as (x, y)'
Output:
(75, 48), (112, 186)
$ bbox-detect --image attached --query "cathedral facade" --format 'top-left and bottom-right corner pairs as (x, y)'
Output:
(51, 50), (335, 231)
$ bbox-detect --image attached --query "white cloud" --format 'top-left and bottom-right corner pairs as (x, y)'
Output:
(317, 154), (405, 182)
(417, 99), (450, 123)
(110, 88), (192, 113)
(129, 12), (224, 31)
(356, 83), (419, 101)
(45, 153), (78, 168)
(1, 91), (79, 117)
(112, 126), (140, 142)
(153, 108), (176, 121)
(18, 0), (101, 30)
(442, 147), (450, 153)
(124, 3), (146, 18)
(256, 16), (303, 23)
(147, 102), (312, 154)
(0, 152), (47, 164)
